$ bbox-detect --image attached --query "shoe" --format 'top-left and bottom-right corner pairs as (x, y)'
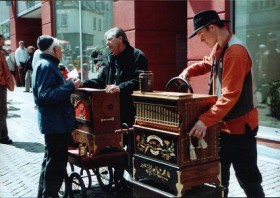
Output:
(0, 138), (13, 144)
(23, 91), (29, 92)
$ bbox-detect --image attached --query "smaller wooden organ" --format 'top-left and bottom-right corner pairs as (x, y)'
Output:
(70, 88), (123, 155)
(132, 91), (220, 197)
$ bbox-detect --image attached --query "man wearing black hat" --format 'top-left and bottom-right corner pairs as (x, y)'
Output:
(179, 10), (265, 198)
(32, 35), (82, 198)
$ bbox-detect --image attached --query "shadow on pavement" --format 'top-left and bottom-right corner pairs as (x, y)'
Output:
(7, 105), (21, 118)
(12, 141), (44, 153)
(7, 113), (21, 118)
(7, 100), (22, 105)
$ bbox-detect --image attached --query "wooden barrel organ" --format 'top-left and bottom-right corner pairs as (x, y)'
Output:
(70, 88), (123, 156)
(132, 91), (221, 197)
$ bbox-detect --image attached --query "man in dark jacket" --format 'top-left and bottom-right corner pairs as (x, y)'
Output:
(82, 27), (148, 168)
(32, 35), (82, 198)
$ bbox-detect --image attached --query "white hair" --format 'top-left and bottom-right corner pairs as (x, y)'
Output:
(44, 38), (61, 54)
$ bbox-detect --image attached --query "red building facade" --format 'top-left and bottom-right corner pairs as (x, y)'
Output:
(8, 0), (230, 92)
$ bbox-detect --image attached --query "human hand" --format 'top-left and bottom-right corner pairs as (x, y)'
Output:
(72, 78), (83, 90)
(189, 120), (207, 139)
(95, 62), (102, 71)
(105, 84), (120, 94)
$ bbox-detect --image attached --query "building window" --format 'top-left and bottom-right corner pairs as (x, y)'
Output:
(60, 13), (68, 28)
(55, 1), (113, 81)
(98, 19), (102, 31)
(93, 17), (96, 30)
(235, 0), (280, 129)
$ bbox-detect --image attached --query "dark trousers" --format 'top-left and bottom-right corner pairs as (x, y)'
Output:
(19, 63), (26, 86)
(14, 67), (22, 87)
(220, 125), (265, 198)
(37, 133), (71, 198)
(0, 86), (9, 141)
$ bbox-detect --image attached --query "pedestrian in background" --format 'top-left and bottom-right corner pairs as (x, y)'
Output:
(82, 27), (148, 170)
(32, 49), (42, 71)
(0, 34), (15, 144)
(24, 46), (35, 92)
(5, 48), (16, 84)
(58, 63), (69, 79)
(32, 35), (82, 198)
(179, 10), (265, 198)
(15, 40), (28, 87)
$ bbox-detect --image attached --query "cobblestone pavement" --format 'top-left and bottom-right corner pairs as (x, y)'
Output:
(1, 87), (280, 198)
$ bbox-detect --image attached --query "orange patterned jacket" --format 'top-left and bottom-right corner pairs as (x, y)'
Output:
(186, 33), (258, 135)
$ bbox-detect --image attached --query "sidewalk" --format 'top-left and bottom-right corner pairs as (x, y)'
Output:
(1, 87), (280, 197)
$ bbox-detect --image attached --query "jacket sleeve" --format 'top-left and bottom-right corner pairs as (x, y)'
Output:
(82, 65), (108, 88)
(118, 50), (148, 94)
(35, 64), (75, 106)
(199, 45), (252, 127)
(185, 46), (216, 77)
(0, 53), (14, 91)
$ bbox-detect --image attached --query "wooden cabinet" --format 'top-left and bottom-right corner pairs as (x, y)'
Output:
(71, 88), (120, 134)
(70, 88), (123, 156)
(132, 91), (221, 197)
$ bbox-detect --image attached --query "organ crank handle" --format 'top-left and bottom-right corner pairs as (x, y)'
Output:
(115, 128), (134, 134)
(115, 123), (134, 134)
(165, 77), (194, 93)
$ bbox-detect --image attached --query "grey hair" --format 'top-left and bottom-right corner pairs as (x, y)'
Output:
(44, 38), (61, 54)
(104, 27), (130, 46)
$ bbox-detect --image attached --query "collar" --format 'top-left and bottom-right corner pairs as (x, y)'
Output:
(216, 32), (233, 60)
(113, 45), (132, 59)
(40, 53), (60, 65)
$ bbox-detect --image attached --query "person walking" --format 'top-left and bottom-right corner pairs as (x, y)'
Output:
(82, 27), (148, 169)
(179, 10), (265, 198)
(0, 34), (15, 144)
(15, 40), (28, 87)
(32, 35), (82, 198)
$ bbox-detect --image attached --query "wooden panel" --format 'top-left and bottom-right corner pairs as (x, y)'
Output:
(133, 155), (221, 197)
(71, 88), (120, 134)
(134, 124), (219, 167)
(71, 129), (123, 156)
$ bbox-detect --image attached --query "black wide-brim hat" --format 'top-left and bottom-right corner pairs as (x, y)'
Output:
(189, 10), (230, 39)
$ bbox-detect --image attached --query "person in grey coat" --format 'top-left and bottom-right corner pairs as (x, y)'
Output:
(32, 35), (82, 198)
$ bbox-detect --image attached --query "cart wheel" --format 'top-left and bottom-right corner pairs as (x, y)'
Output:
(58, 173), (70, 198)
(112, 167), (126, 192)
(69, 163), (75, 172)
(80, 169), (92, 189)
(69, 172), (87, 198)
(95, 166), (113, 192)
(165, 77), (194, 93)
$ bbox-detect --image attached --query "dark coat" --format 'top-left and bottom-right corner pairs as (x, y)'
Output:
(25, 52), (34, 71)
(83, 45), (148, 126)
(32, 53), (76, 134)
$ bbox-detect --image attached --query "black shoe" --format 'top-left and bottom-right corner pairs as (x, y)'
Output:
(23, 91), (29, 92)
(0, 138), (13, 144)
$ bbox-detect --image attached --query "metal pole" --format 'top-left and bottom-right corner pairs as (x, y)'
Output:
(79, 1), (83, 81)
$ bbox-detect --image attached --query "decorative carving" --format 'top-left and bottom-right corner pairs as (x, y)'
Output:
(136, 134), (176, 161)
(140, 162), (171, 182)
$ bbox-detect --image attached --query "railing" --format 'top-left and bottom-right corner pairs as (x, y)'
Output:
(17, 1), (41, 17)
